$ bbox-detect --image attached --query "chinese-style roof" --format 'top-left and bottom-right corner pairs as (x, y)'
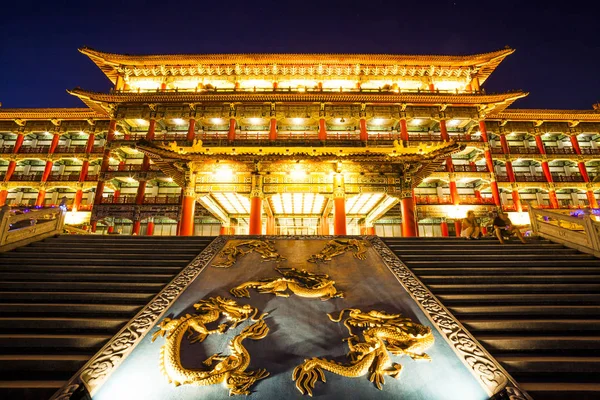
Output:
(0, 107), (107, 121)
(80, 47), (514, 85)
(487, 108), (600, 122)
(68, 88), (527, 115)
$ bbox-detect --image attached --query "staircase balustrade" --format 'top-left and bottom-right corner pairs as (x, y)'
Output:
(0, 206), (66, 252)
(528, 206), (600, 256)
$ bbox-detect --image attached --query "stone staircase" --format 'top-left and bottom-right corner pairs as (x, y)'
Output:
(0, 234), (214, 400)
(382, 236), (600, 400)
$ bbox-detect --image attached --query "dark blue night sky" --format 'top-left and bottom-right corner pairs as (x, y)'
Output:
(1, 0), (598, 109)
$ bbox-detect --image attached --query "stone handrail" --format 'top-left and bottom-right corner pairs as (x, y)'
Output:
(0, 206), (66, 252)
(528, 206), (600, 256)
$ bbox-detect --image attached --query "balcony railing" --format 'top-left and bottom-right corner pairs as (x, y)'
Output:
(85, 174), (98, 181)
(453, 165), (490, 173)
(47, 174), (79, 181)
(143, 195), (181, 204)
(490, 147), (504, 154)
(408, 133), (443, 141)
(328, 132), (361, 140)
(514, 174), (546, 182)
(102, 195), (135, 204)
(581, 148), (600, 155)
(546, 147), (575, 155)
(277, 132), (319, 140)
(19, 146), (50, 154)
(0, 146), (14, 154)
(449, 134), (482, 142)
(107, 164), (144, 172)
(55, 145), (87, 153)
(9, 174), (43, 181)
(235, 132), (269, 140)
(415, 195), (452, 205)
(552, 174), (585, 182)
(495, 175), (511, 182)
(458, 196), (496, 205)
(510, 147), (540, 155)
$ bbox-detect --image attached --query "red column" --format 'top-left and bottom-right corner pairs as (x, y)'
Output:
(79, 160), (89, 182)
(481, 226), (488, 235)
(187, 118), (196, 141)
(220, 226), (228, 235)
(35, 190), (45, 207)
(579, 162), (590, 182)
(570, 135), (582, 154)
(94, 181), (105, 205)
(132, 220), (141, 235)
(490, 180), (501, 206)
(107, 225), (114, 234)
(359, 118), (368, 141)
(179, 192), (196, 236)
(500, 135), (510, 154)
(449, 180), (459, 205)
(512, 190), (523, 212)
(73, 190), (83, 210)
(266, 215), (275, 234)
(483, 149), (494, 173)
(439, 119), (449, 141)
(90, 220), (97, 232)
(505, 161), (516, 182)
(586, 191), (598, 208)
(440, 220), (449, 237)
(428, 82), (435, 91)
(446, 157), (454, 172)
(318, 118), (327, 140)
(535, 135), (546, 154)
(333, 196), (347, 235)
(106, 119), (117, 142)
(0, 190), (8, 206)
(479, 120), (489, 142)
(4, 161), (17, 182)
(365, 226), (375, 235)
(454, 220), (462, 237)
(85, 133), (95, 154)
(228, 118), (236, 141)
(135, 181), (147, 205)
(113, 190), (120, 203)
(50, 133), (61, 154)
(13, 133), (25, 154)
(401, 196), (417, 237)
(41, 161), (53, 183)
(321, 216), (329, 235)
(269, 118), (277, 140)
(548, 190), (559, 209)
(541, 162), (553, 183)
(146, 118), (156, 141)
(249, 196), (263, 235)
(146, 218), (155, 236)
(400, 118), (409, 142)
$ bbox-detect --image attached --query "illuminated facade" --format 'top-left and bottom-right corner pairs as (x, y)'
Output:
(1, 47), (599, 236)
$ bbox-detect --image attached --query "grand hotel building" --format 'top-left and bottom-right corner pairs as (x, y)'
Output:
(1, 47), (599, 236)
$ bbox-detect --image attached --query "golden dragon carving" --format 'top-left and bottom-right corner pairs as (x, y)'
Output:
(230, 266), (344, 301)
(307, 238), (370, 263)
(213, 239), (286, 268)
(151, 296), (270, 396)
(293, 308), (434, 396)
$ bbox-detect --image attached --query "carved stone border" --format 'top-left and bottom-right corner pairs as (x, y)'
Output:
(368, 236), (531, 400)
(51, 235), (530, 400)
(50, 236), (228, 400)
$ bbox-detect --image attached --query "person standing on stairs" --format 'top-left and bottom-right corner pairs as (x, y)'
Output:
(493, 211), (526, 244)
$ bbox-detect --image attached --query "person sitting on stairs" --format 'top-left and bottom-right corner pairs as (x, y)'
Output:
(460, 210), (481, 239)
(493, 211), (526, 244)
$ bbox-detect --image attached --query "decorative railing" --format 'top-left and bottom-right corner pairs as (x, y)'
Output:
(581, 148), (600, 155)
(529, 206), (600, 256)
(0, 206), (66, 252)
(453, 164), (489, 172)
(277, 132), (319, 140)
(449, 134), (482, 142)
(546, 147), (575, 155)
(415, 195), (453, 205)
(510, 147), (540, 154)
(495, 175), (511, 182)
(514, 174), (546, 182)
(0, 146), (14, 154)
(490, 147), (504, 154)
(408, 133), (443, 141)
(552, 174), (585, 182)
(47, 174), (79, 181)
(101, 195), (181, 205)
(19, 146), (50, 154)
(55, 145), (87, 153)
(9, 174), (43, 181)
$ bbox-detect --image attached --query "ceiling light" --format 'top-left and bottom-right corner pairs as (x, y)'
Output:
(211, 118), (223, 124)
(173, 118), (185, 125)
(292, 118), (303, 124)
(411, 118), (423, 126)
(215, 167), (233, 181)
(136, 119), (148, 126)
(248, 118), (262, 125)
(290, 167), (306, 180)
(372, 118), (385, 125)
(447, 119), (460, 127)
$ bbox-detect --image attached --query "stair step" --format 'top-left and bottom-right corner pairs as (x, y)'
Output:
(0, 354), (89, 372)
(0, 334), (111, 349)
(0, 265), (183, 274)
(0, 281), (165, 292)
(0, 291), (155, 303)
(519, 382), (600, 400)
(498, 355), (600, 373)
(462, 319), (600, 333)
(398, 254), (594, 260)
(0, 303), (142, 316)
(428, 283), (600, 294)
(477, 335), (600, 351)
(420, 275), (600, 284)
(438, 293), (600, 305)
(0, 317), (126, 332)
(413, 267), (600, 275)
(405, 260), (600, 266)
(0, 258), (192, 266)
(0, 272), (175, 282)
(449, 305), (600, 316)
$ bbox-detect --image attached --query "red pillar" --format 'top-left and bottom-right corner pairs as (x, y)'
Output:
(135, 181), (147, 205)
(512, 190), (523, 212)
(228, 118), (236, 141)
(401, 196), (417, 237)
(146, 218), (155, 236)
(266, 215), (275, 234)
(146, 118), (156, 141)
(187, 118), (196, 141)
(548, 190), (560, 209)
(85, 133), (95, 154)
(505, 161), (516, 182)
(440, 220), (449, 237)
(333, 197), (347, 235)
(106, 119), (117, 142)
(359, 118), (368, 141)
(428, 82), (435, 91)
(73, 190), (83, 210)
(179, 193), (196, 236)
(107, 225), (114, 234)
(0, 190), (8, 206)
(41, 161), (53, 183)
(535, 135), (546, 154)
(541, 162), (553, 183)
(570, 135), (582, 154)
(4, 161), (17, 182)
(132, 220), (141, 235)
(318, 118), (327, 140)
(449, 180), (459, 205)
(454, 220), (462, 237)
(365, 226), (375, 235)
(586, 191), (598, 208)
(400, 118), (409, 142)
(249, 196), (263, 235)
(479, 120), (489, 142)
(439, 119), (449, 141)
(500, 135), (510, 154)
(268, 118), (277, 140)
(113, 190), (121, 203)
(50, 133), (61, 154)
(90, 220), (97, 232)
(79, 160), (89, 182)
(35, 190), (45, 207)
(483, 149), (494, 173)
(13, 133), (25, 154)
(321, 216), (329, 235)
(94, 181), (105, 205)
(579, 162), (590, 182)
(220, 226), (228, 235)
(490, 181), (501, 206)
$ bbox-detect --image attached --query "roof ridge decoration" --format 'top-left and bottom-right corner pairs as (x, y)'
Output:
(79, 47), (515, 86)
(0, 107), (108, 121)
(488, 108), (600, 122)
